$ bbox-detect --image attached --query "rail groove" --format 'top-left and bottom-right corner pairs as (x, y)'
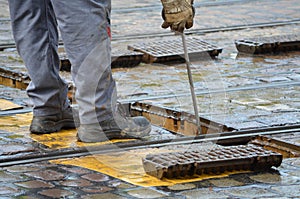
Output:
(0, 124), (299, 167)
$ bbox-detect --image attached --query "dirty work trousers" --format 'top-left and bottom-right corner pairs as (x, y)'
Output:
(8, 0), (116, 124)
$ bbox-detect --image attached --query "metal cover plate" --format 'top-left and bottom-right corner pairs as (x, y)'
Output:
(143, 144), (282, 179)
(235, 34), (300, 54)
(59, 49), (143, 71)
(128, 37), (222, 63)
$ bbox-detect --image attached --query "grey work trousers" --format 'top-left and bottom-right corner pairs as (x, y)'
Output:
(8, 0), (116, 124)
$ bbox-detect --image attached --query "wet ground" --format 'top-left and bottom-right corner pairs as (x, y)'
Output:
(0, 0), (300, 198)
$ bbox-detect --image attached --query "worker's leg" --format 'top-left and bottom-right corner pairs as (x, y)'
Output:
(8, 0), (70, 116)
(8, 0), (75, 134)
(51, 0), (151, 142)
(51, 0), (115, 124)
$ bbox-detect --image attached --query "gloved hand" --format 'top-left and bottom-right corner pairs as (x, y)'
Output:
(161, 0), (195, 33)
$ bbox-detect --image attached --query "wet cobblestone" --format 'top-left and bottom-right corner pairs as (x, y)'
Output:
(127, 188), (168, 198)
(15, 180), (55, 189)
(25, 170), (65, 181)
(1, 157), (300, 198)
(38, 188), (73, 199)
(0, 0), (300, 198)
(81, 173), (110, 182)
(222, 185), (278, 198)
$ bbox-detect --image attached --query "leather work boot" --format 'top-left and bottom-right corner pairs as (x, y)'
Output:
(30, 107), (76, 134)
(77, 115), (151, 143)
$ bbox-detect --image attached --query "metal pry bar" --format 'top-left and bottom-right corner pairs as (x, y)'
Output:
(181, 32), (202, 135)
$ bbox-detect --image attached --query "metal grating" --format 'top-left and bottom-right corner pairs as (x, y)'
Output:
(59, 49), (143, 72)
(251, 135), (300, 158)
(111, 49), (144, 68)
(130, 102), (233, 136)
(142, 144), (282, 179)
(235, 34), (300, 54)
(128, 37), (222, 63)
(0, 66), (30, 89)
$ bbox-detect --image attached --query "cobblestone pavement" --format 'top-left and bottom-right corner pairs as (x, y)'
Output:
(0, 0), (300, 198)
(0, 157), (299, 198)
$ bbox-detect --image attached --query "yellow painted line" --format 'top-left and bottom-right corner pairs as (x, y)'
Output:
(0, 112), (32, 134)
(0, 112), (134, 149)
(51, 148), (251, 187)
(0, 99), (22, 111)
(30, 129), (134, 149)
(1, 112), (251, 186)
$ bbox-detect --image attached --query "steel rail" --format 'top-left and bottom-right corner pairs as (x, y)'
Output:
(0, 108), (32, 116)
(0, 0), (265, 20)
(0, 124), (300, 167)
(1, 19), (300, 51)
(112, 19), (300, 41)
(0, 81), (298, 117)
(111, 0), (264, 13)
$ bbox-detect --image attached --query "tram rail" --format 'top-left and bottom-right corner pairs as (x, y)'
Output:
(0, 124), (299, 167)
(1, 19), (300, 51)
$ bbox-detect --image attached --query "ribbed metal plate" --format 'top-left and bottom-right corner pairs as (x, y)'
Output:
(235, 34), (300, 54)
(142, 144), (282, 179)
(251, 135), (300, 158)
(59, 49), (143, 71)
(111, 49), (144, 68)
(0, 66), (29, 89)
(130, 102), (233, 136)
(128, 37), (222, 63)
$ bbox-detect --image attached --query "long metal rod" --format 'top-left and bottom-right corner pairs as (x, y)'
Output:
(121, 81), (300, 104)
(1, 19), (300, 50)
(181, 33), (202, 135)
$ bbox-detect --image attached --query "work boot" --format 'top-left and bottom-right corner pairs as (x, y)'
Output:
(30, 106), (76, 134)
(77, 115), (151, 143)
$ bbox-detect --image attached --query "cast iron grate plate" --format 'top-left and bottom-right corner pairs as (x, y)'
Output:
(235, 34), (300, 54)
(142, 144), (282, 179)
(59, 49), (143, 71)
(128, 37), (222, 63)
(0, 66), (30, 89)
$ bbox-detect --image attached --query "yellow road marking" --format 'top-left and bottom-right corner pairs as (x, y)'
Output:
(52, 148), (250, 187)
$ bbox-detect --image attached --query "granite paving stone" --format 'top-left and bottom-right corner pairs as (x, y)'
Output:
(271, 184), (300, 198)
(167, 183), (196, 191)
(61, 166), (91, 175)
(38, 188), (73, 199)
(249, 173), (283, 184)
(290, 158), (300, 167)
(81, 193), (127, 199)
(81, 186), (113, 194)
(60, 179), (92, 187)
(209, 178), (245, 187)
(0, 171), (23, 182)
(0, 185), (21, 196)
(127, 188), (169, 198)
(222, 185), (279, 198)
(15, 180), (55, 189)
(0, 144), (35, 155)
(81, 173), (110, 182)
(257, 198), (290, 199)
(25, 170), (65, 181)
(108, 180), (136, 189)
(5, 165), (41, 173)
(0, 0), (300, 198)
(179, 188), (229, 199)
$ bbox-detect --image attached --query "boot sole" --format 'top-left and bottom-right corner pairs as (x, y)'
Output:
(77, 125), (152, 143)
(30, 119), (76, 134)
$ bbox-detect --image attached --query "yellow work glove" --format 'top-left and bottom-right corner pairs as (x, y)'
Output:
(161, 0), (195, 33)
